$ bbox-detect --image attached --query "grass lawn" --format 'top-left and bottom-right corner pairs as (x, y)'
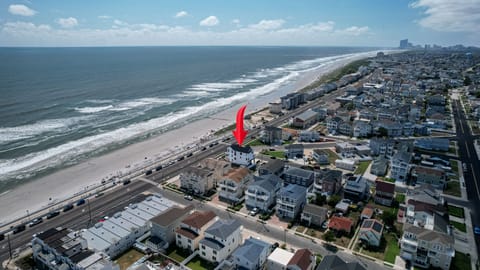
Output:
(395, 194), (406, 204)
(186, 256), (216, 270)
(115, 249), (144, 270)
(445, 181), (461, 197)
(451, 251), (472, 270)
(450, 221), (467, 233)
(448, 205), (465, 219)
(354, 161), (371, 175)
(264, 150), (286, 159)
(246, 138), (265, 146)
(296, 226), (306, 233)
(325, 149), (339, 164)
(384, 233), (400, 264)
(450, 159), (459, 176)
(214, 123), (235, 135)
(166, 247), (190, 263)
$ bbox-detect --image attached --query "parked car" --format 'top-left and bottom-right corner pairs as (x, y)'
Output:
(95, 192), (104, 198)
(249, 207), (259, 216)
(76, 199), (86, 206)
(123, 179), (131, 185)
(12, 225), (26, 234)
(46, 211), (60, 219)
(474, 226), (480, 235)
(28, 218), (43, 227)
(321, 220), (329, 229)
(156, 165), (163, 171)
(0, 233), (4, 241)
(184, 195), (193, 201)
(186, 152), (193, 157)
(63, 204), (74, 212)
(177, 156), (185, 161)
(145, 170), (153, 176)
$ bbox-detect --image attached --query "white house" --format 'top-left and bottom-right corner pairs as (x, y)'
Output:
(245, 174), (282, 212)
(226, 144), (255, 167)
(149, 205), (194, 251)
(232, 237), (271, 270)
(335, 159), (357, 171)
(199, 219), (243, 263)
(179, 166), (214, 195)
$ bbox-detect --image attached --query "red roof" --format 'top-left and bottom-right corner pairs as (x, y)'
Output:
(361, 207), (374, 218)
(328, 216), (353, 233)
(182, 211), (216, 229)
(375, 180), (395, 194)
(288, 249), (312, 270)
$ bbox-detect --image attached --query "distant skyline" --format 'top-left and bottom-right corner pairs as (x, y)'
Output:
(0, 0), (479, 47)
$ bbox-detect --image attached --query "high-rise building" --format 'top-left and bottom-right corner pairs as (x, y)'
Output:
(400, 39), (409, 49)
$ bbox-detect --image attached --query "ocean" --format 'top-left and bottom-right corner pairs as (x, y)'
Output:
(0, 46), (379, 192)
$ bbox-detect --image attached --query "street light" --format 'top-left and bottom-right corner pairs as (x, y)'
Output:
(26, 210), (30, 222)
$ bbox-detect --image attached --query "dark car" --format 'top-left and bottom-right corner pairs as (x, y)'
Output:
(76, 199), (86, 206)
(186, 152), (193, 157)
(177, 156), (185, 161)
(123, 179), (131, 185)
(12, 225), (26, 234)
(46, 211), (60, 219)
(63, 204), (74, 212)
(0, 233), (4, 241)
(145, 170), (153, 176)
(156, 165), (163, 171)
(474, 226), (480, 235)
(201, 147), (207, 151)
(28, 217), (43, 227)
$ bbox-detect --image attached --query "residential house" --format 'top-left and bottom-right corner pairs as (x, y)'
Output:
(198, 158), (231, 181)
(400, 223), (454, 270)
(313, 169), (342, 195)
(226, 144), (255, 167)
(82, 194), (176, 258)
(149, 205), (194, 251)
(369, 138), (395, 158)
(218, 168), (253, 205)
(328, 216), (354, 235)
(32, 228), (119, 270)
(175, 211), (217, 253)
(326, 116), (344, 134)
(335, 142), (355, 158)
(335, 200), (350, 214)
(353, 120), (372, 138)
(358, 219), (384, 247)
(354, 144), (371, 156)
(179, 166), (214, 196)
(376, 120), (403, 137)
(338, 121), (353, 136)
(245, 174), (282, 212)
(299, 130), (320, 142)
(258, 159), (285, 176)
(260, 126), (283, 145)
(312, 149), (329, 165)
(360, 206), (374, 220)
(390, 150), (412, 182)
(276, 184), (307, 220)
(370, 157), (388, 176)
(292, 109), (318, 129)
(199, 219), (243, 263)
(301, 203), (328, 227)
(343, 175), (370, 202)
(285, 144), (304, 159)
(335, 159), (357, 171)
(414, 138), (450, 152)
(267, 248), (315, 270)
(375, 180), (395, 206)
(412, 166), (447, 189)
(269, 102), (282, 114)
(281, 93), (304, 110)
(232, 237), (271, 270)
(282, 166), (314, 187)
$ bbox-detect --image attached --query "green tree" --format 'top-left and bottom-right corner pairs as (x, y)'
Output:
(323, 230), (336, 242)
(464, 76), (472, 86)
(327, 195), (341, 207)
(315, 194), (327, 206)
(381, 209), (396, 227)
(378, 127), (388, 137)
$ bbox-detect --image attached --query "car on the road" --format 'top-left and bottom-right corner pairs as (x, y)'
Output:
(474, 226), (480, 235)
(0, 233), (4, 241)
(177, 156), (185, 161)
(76, 199), (86, 206)
(184, 195), (193, 201)
(156, 165), (163, 171)
(123, 179), (131, 185)
(463, 163), (468, 171)
(95, 192), (104, 198)
(201, 146), (207, 151)
(249, 207), (259, 216)
(145, 170), (153, 176)
(186, 152), (193, 157)
(12, 225), (26, 234)
(321, 220), (329, 230)
(46, 211), (60, 219)
(28, 218), (43, 227)
(63, 204), (74, 212)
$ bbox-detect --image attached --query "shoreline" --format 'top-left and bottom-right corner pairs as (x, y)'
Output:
(0, 50), (381, 226)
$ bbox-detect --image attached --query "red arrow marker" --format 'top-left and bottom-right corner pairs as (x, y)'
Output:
(232, 105), (248, 146)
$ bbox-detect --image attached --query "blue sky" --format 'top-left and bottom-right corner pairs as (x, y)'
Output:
(1, 0), (478, 47)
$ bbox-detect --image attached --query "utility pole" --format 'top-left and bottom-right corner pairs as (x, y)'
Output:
(7, 234), (12, 259)
(87, 198), (92, 227)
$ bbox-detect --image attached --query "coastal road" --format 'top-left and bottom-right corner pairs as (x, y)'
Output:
(450, 99), (480, 258)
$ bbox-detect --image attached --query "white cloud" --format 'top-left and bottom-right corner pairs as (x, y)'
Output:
(410, 0), (480, 32)
(249, 19), (285, 30)
(113, 19), (128, 27)
(8, 4), (37, 16)
(199, 16), (219, 27)
(57, 17), (78, 28)
(336, 26), (370, 36)
(232, 19), (240, 25)
(175, 11), (188, 18)
(98, 15), (112, 19)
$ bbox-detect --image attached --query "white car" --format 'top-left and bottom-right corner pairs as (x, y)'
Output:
(249, 207), (259, 216)
(184, 195), (193, 201)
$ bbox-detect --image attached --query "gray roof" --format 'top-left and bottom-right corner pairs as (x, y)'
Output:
(205, 219), (241, 240)
(182, 166), (213, 178)
(393, 151), (412, 163)
(345, 176), (368, 193)
(251, 174), (281, 191)
(229, 144), (253, 154)
(403, 223), (454, 246)
(316, 169), (342, 183)
(232, 237), (270, 263)
(303, 203), (328, 217)
(259, 159), (285, 173)
(279, 184), (307, 201)
(295, 109), (318, 121)
(316, 254), (367, 270)
(284, 167), (314, 179)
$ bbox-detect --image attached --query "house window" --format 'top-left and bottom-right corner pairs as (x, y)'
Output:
(188, 239), (192, 243)
(202, 252), (206, 256)
(212, 256), (216, 261)
(177, 234), (181, 238)
(213, 250), (217, 255)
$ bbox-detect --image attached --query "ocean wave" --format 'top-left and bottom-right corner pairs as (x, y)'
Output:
(75, 105), (114, 114)
(76, 98), (175, 113)
(188, 82), (248, 92)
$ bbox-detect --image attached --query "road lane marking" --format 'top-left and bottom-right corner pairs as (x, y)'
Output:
(470, 164), (480, 199)
(465, 142), (471, 158)
(459, 119), (465, 133)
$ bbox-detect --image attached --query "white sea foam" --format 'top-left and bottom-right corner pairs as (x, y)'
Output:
(188, 82), (247, 92)
(111, 97), (174, 111)
(75, 105), (114, 114)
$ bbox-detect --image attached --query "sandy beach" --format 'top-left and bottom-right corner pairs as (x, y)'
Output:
(0, 51), (380, 226)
